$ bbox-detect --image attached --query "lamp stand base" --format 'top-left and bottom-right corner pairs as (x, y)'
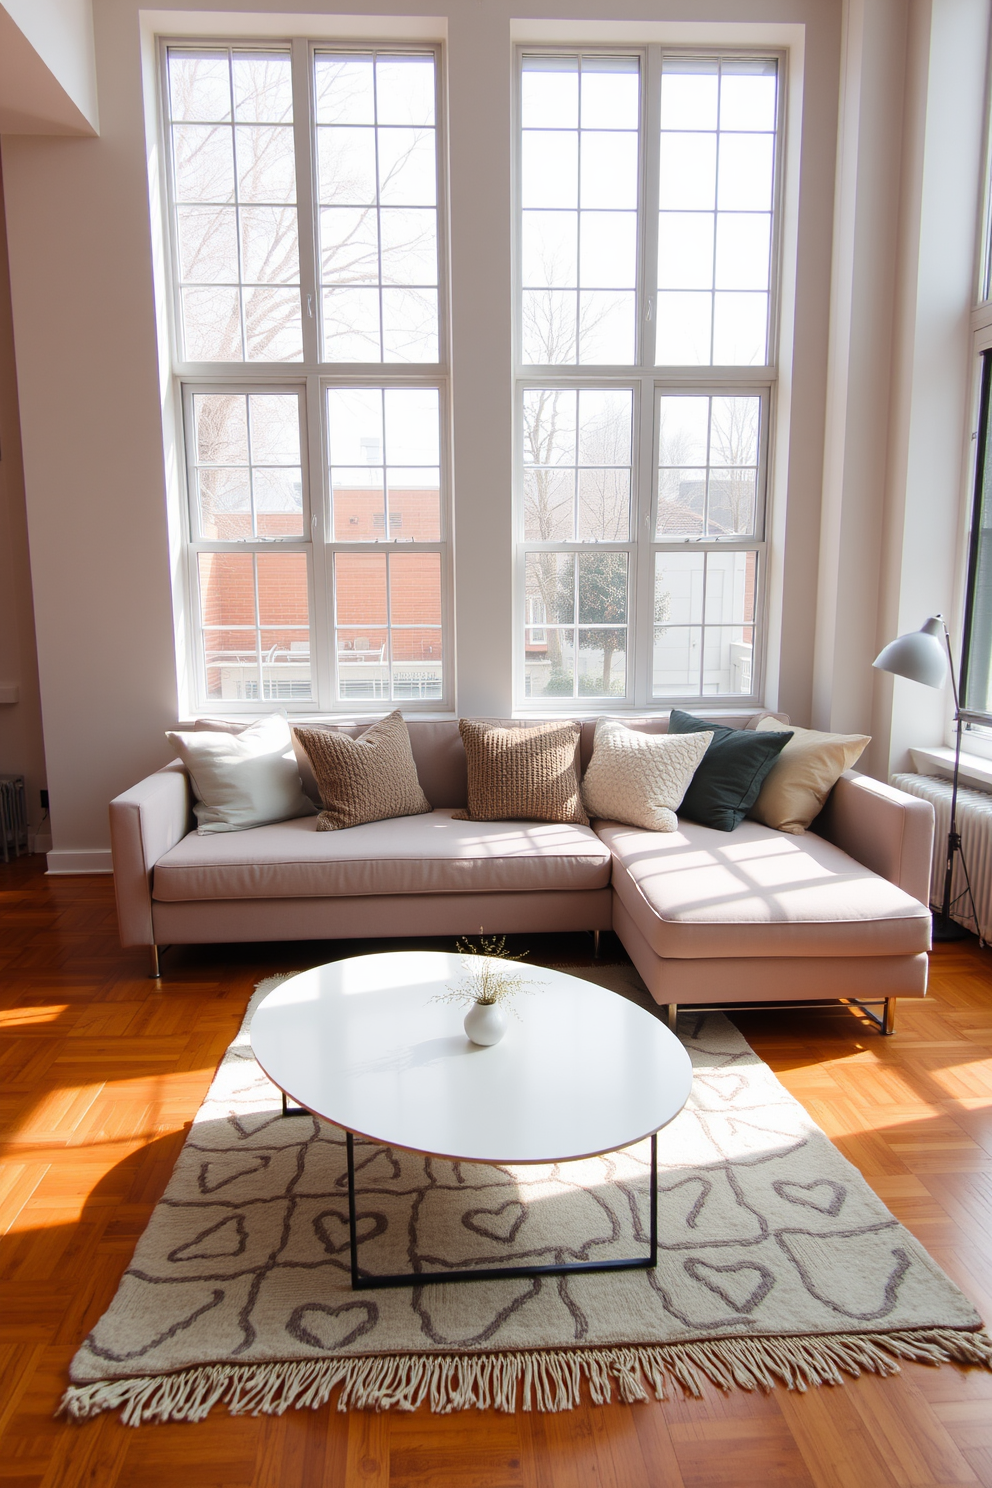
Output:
(931, 913), (971, 942)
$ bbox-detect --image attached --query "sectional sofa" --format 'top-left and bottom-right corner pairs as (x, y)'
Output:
(109, 715), (935, 1034)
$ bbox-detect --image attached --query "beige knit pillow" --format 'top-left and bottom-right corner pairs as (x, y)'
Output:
(454, 719), (588, 825)
(749, 718), (870, 833)
(293, 712), (431, 832)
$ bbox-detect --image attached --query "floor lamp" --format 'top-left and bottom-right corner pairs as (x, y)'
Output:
(873, 615), (983, 944)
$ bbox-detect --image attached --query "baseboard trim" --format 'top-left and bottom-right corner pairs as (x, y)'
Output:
(46, 849), (113, 875)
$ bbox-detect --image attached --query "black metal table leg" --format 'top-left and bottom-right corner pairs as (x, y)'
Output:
(345, 1128), (660, 1290)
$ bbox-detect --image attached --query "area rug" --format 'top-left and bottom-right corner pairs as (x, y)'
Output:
(61, 965), (992, 1424)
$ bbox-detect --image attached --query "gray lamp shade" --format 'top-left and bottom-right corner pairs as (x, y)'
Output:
(872, 616), (947, 689)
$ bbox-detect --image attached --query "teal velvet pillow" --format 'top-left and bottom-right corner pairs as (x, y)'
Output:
(667, 710), (793, 832)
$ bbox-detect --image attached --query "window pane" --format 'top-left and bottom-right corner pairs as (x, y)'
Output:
(580, 57), (639, 130)
(257, 551), (309, 625)
(177, 206), (239, 284)
(658, 212), (714, 291)
(260, 629), (311, 700)
(168, 47), (302, 363)
(526, 552), (574, 624)
(521, 56), (578, 130)
(522, 290), (576, 364)
(320, 206), (378, 284)
(580, 211), (636, 289)
(233, 55), (294, 124)
(578, 551), (627, 624)
(657, 394), (760, 538)
(170, 52), (232, 123)
(197, 550), (311, 701)
(390, 551), (441, 624)
(524, 469), (574, 540)
(521, 53), (640, 366)
(523, 387), (632, 542)
(334, 552), (441, 700)
(376, 55), (435, 127)
(522, 211), (577, 288)
(652, 550), (757, 698)
(315, 50), (439, 364)
(235, 124), (296, 203)
(336, 553), (387, 625)
(578, 291), (635, 363)
(314, 55), (375, 125)
(658, 57), (777, 368)
(329, 387), (440, 541)
(577, 628), (627, 696)
(192, 391), (303, 539)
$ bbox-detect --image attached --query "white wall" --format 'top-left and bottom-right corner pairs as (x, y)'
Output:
(2, 0), (984, 869)
(0, 0), (99, 134)
(0, 160), (47, 850)
(813, 0), (991, 778)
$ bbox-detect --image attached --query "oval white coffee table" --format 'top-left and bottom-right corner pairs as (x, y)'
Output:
(250, 950), (693, 1290)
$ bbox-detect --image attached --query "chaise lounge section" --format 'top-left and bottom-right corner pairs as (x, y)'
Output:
(110, 716), (934, 1032)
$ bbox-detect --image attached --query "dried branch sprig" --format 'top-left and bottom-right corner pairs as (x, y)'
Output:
(432, 932), (539, 1013)
(454, 932), (528, 964)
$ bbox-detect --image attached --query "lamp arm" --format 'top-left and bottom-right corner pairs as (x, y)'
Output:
(938, 617), (961, 714)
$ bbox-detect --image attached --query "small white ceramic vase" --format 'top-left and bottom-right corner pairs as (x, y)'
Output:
(463, 1000), (507, 1046)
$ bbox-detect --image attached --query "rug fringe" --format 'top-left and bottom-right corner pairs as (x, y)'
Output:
(58, 1327), (992, 1425)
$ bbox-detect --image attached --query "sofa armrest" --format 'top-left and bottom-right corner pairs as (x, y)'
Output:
(814, 770), (935, 904)
(109, 761), (192, 947)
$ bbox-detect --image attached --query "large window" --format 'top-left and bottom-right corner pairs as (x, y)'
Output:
(516, 50), (780, 706)
(165, 42), (449, 709)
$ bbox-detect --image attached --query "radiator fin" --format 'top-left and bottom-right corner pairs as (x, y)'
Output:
(892, 773), (992, 941)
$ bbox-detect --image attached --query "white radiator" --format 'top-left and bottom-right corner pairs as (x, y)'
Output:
(891, 772), (992, 941)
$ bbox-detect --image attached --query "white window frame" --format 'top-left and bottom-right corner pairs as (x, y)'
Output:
(512, 43), (785, 713)
(160, 35), (453, 714)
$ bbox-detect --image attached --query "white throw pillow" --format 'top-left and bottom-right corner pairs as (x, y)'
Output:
(166, 714), (316, 834)
(581, 719), (713, 831)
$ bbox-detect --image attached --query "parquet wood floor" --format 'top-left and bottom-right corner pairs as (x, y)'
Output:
(2, 855), (992, 1487)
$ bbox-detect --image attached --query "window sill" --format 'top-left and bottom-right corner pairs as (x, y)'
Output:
(909, 745), (992, 792)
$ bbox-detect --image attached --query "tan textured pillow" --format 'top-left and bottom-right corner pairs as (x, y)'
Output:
(749, 719), (870, 833)
(293, 711), (431, 832)
(454, 719), (589, 825)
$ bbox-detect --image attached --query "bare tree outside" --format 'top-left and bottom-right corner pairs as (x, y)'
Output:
(171, 53), (303, 363)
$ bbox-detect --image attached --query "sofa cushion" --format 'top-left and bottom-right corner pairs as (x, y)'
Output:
(153, 809), (612, 902)
(596, 818), (931, 959)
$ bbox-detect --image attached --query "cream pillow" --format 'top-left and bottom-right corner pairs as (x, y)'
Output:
(294, 711), (431, 831)
(166, 714), (316, 835)
(749, 718), (870, 833)
(581, 719), (713, 831)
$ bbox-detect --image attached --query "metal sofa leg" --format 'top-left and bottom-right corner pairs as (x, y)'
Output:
(882, 997), (897, 1036)
(592, 930), (601, 958)
(663, 1004), (678, 1033)
(149, 945), (161, 979)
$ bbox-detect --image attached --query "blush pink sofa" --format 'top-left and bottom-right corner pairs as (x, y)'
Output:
(109, 715), (935, 1034)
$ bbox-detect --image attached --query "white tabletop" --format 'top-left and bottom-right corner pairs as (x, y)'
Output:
(250, 951), (693, 1165)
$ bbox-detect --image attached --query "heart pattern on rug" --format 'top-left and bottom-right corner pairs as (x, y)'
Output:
(314, 1209), (388, 1256)
(774, 1179), (846, 1217)
(462, 1201), (528, 1245)
(683, 1257), (776, 1314)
